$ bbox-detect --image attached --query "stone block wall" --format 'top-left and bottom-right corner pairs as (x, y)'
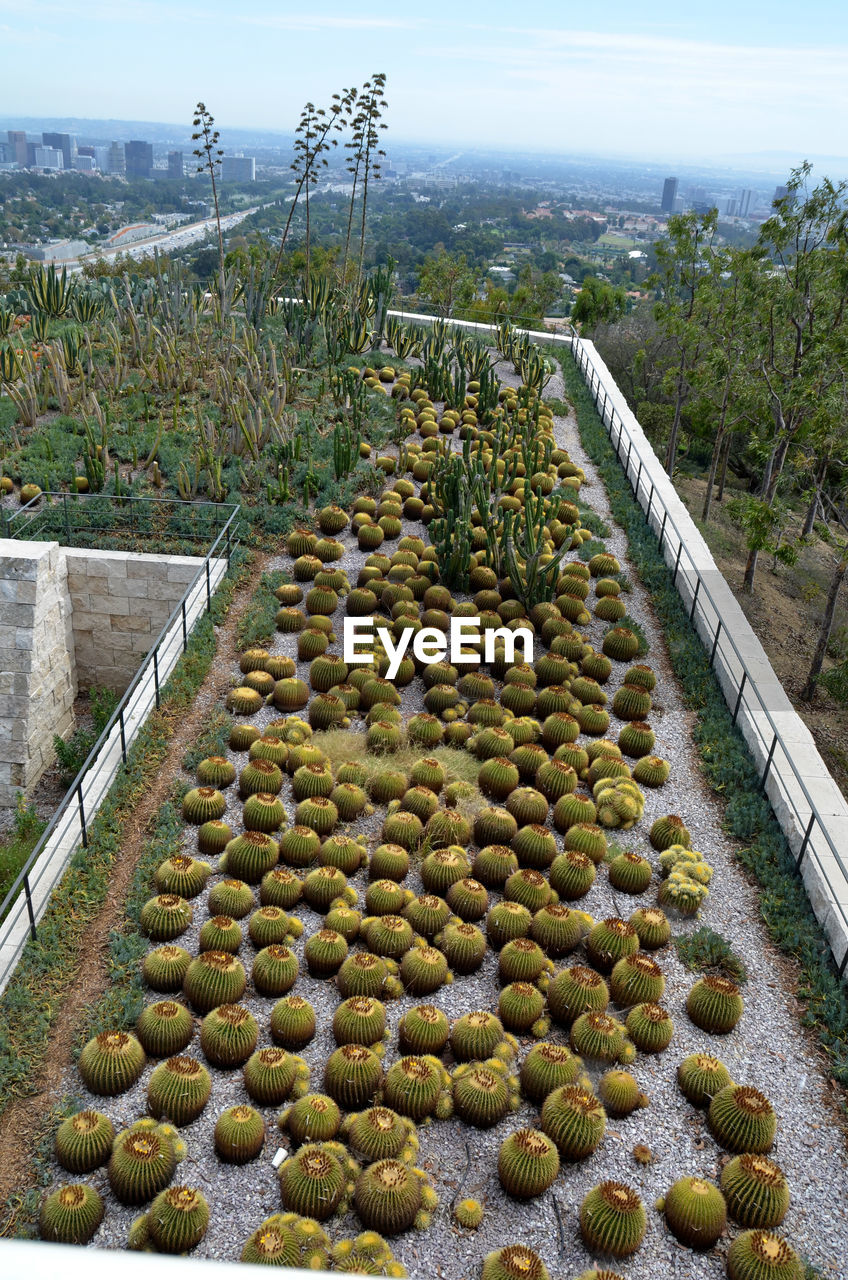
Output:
(64, 549), (206, 689)
(0, 539), (77, 805)
(0, 541), (207, 807)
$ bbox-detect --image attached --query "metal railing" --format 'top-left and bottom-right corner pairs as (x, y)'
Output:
(566, 334), (848, 973)
(2, 490), (238, 549)
(0, 501), (241, 995)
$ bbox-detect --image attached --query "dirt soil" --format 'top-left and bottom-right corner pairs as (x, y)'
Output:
(0, 553), (269, 1223)
(677, 475), (848, 800)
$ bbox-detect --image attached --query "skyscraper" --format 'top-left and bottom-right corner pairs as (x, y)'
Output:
(661, 177), (679, 213)
(7, 130), (27, 167)
(125, 140), (153, 179)
(107, 141), (125, 175)
(42, 131), (75, 170)
(738, 188), (754, 218)
(773, 184), (789, 204)
(167, 150), (184, 180)
(221, 155), (256, 182)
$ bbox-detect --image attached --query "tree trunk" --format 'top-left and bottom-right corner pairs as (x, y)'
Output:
(800, 554), (848, 700)
(663, 359), (687, 475)
(801, 456), (828, 537)
(743, 546), (759, 593)
(716, 431), (732, 502)
(702, 385), (731, 522)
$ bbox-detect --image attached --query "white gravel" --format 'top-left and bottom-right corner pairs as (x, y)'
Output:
(46, 352), (848, 1278)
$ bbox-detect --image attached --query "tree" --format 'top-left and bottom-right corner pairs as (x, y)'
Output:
(344, 73), (388, 289)
(801, 501), (848, 702)
(417, 249), (477, 318)
(739, 163), (848, 591)
(192, 102), (224, 287)
(571, 274), (626, 335)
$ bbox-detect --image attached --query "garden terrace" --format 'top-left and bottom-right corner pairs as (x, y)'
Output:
(1, 333), (845, 1279)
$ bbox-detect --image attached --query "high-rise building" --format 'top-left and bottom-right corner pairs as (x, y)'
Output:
(773, 184), (789, 204)
(73, 155), (96, 172)
(125, 140), (153, 179)
(661, 177), (678, 213)
(167, 150), (184, 179)
(77, 145), (95, 159)
(738, 188), (754, 217)
(42, 131), (76, 170)
(94, 145), (111, 172)
(7, 130), (27, 167)
(221, 155), (256, 182)
(107, 141), (126, 175)
(35, 146), (64, 170)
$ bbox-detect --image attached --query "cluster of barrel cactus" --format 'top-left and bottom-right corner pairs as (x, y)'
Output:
(39, 346), (805, 1280)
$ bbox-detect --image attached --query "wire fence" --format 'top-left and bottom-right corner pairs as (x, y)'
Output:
(0, 501), (241, 996)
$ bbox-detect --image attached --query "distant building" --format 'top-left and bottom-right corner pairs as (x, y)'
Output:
(77, 145), (95, 159)
(25, 238), (90, 262)
(94, 145), (111, 172)
(42, 131), (75, 170)
(167, 150), (184, 180)
(73, 155), (96, 172)
(7, 129), (27, 167)
(125, 140), (153, 179)
(221, 155), (256, 182)
(107, 141), (125, 176)
(35, 146), (64, 170)
(661, 177), (678, 213)
(773, 184), (789, 204)
(738, 188), (754, 217)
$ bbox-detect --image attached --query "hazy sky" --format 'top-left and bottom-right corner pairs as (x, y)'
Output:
(3, 0), (847, 162)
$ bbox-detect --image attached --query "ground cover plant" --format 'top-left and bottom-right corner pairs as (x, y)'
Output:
(6, 319), (845, 1277)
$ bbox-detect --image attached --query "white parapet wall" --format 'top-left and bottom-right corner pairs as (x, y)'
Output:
(570, 337), (848, 970)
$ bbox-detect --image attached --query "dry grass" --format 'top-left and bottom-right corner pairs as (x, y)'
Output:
(310, 730), (482, 789)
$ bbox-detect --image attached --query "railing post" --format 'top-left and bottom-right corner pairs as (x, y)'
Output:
(732, 671), (747, 726)
(645, 484), (654, 526)
(153, 649), (160, 709)
(206, 559), (212, 611)
(23, 875), (37, 941)
(672, 539), (683, 585)
(689, 576), (701, 622)
(797, 812), (816, 868)
(634, 459), (643, 500)
(77, 781), (88, 848)
(709, 619), (722, 667)
(182, 599), (188, 650)
(658, 510), (668, 554)
(63, 491), (71, 544)
(624, 438), (633, 480)
(119, 708), (127, 765)
(761, 733), (778, 788)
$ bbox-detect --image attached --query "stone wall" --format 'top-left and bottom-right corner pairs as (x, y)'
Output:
(0, 539), (76, 805)
(0, 541), (208, 807)
(64, 548), (209, 690)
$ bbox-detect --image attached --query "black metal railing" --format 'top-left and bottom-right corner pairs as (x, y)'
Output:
(0, 502), (241, 992)
(1, 490), (237, 551)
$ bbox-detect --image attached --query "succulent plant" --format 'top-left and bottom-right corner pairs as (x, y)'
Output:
(280, 825), (322, 868)
(446, 877), (489, 922)
(40, 1183), (104, 1244)
(649, 814), (692, 851)
(282, 1093), (342, 1145)
(401, 943), (450, 994)
(197, 819), (233, 857)
(597, 1069), (645, 1117)
(438, 921), (487, 974)
(197, 914), (243, 954)
(708, 1084), (777, 1153)
(140, 894), (193, 942)
(225, 831), (279, 883)
(136, 1000), (194, 1058)
(154, 855), (211, 899)
(586, 918), (639, 971)
(326, 903), (362, 941)
(686, 975), (744, 1034)
(279, 1143), (347, 1220)
(474, 806), (519, 847)
(450, 1010), (506, 1062)
(54, 1110), (115, 1175)
(304, 928), (349, 976)
(364, 914), (414, 959)
(227, 686), (265, 716)
(658, 1175), (727, 1250)
(498, 1128), (560, 1199)
(579, 1181), (646, 1258)
(540, 1085), (606, 1159)
(726, 1231), (803, 1280)
(720, 1154), (790, 1229)
(677, 1052), (733, 1107)
(548, 965), (609, 1026)
(552, 790), (597, 831)
(454, 1198), (483, 1230)
(108, 1126), (178, 1202)
(511, 824), (558, 870)
(504, 868), (552, 913)
(632, 756), (671, 787)
(78, 1030), (146, 1095)
(384, 1055), (446, 1120)
(481, 1246), (550, 1280)
(333, 997), (387, 1047)
(498, 982), (546, 1034)
(183, 950), (246, 1013)
(624, 1001), (672, 1053)
(302, 865), (350, 913)
(398, 1004), (450, 1056)
(486, 900), (533, 948)
(606, 851), (652, 895)
(240, 1219), (303, 1266)
(609, 953), (665, 1007)
(549, 849), (596, 900)
(337, 952), (390, 1000)
(143, 945), (192, 992)
(498, 937), (548, 985)
(519, 1042), (581, 1103)
(628, 907), (671, 951)
(530, 903), (583, 957)
(324, 1044), (383, 1108)
(570, 1011), (627, 1063)
(242, 792), (286, 833)
(452, 1062), (512, 1128)
(147, 1185), (210, 1253)
(261, 868), (303, 911)
(368, 844), (410, 886)
(243, 1045), (302, 1103)
(354, 1160), (426, 1236)
(230, 723), (261, 751)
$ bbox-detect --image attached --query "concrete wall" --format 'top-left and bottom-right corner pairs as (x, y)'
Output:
(64, 548), (212, 690)
(0, 541), (208, 807)
(0, 540), (76, 803)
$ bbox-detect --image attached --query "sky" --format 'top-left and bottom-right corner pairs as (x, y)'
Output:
(3, 0), (848, 164)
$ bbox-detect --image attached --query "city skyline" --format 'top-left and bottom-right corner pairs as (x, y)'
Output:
(1, 1), (847, 163)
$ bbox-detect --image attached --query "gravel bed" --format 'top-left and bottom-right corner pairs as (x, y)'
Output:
(49, 355), (848, 1276)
